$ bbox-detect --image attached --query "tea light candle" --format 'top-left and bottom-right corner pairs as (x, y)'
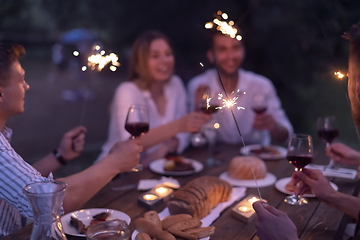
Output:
(231, 195), (266, 223)
(238, 206), (251, 213)
(138, 185), (174, 210)
(142, 193), (158, 201)
(247, 197), (260, 205)
(154, 186), (170, 198)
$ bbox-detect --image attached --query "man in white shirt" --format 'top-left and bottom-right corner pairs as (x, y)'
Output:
(188, 31), (293, 145)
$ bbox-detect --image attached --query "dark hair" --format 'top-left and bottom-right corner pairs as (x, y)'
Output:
(0, 43), (25, 86)
(128, 31), (173, 89)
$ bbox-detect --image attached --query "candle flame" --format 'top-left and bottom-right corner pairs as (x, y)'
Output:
(205, 11), (242, 40)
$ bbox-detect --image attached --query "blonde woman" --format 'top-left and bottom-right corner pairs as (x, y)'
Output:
(97, 31), (210, 167)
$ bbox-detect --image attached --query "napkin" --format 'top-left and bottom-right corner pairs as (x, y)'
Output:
(306, 164), (357, 180)
(137, 176), (180, 190)
(158, 187), (247, 227)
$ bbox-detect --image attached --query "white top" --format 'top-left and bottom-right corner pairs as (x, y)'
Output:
(187, 69), (293, 145)
(97, 75), (189, 162)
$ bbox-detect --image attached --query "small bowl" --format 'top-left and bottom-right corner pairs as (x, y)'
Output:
(86, 219), (130, 240)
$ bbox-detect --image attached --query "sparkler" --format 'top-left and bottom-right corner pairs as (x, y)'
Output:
(217, 90), (246, 110)
(213, 57), (262, 200)
(205, 11), (242, 41)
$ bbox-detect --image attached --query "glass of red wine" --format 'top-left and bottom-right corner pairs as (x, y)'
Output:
(252, 94), (268, 145)
(316, 116), (339, 169)
(284, 134), (313, 205)
(198, 90), (221, 166)
(125, 105), (149, 171)
(198, 90), (220, 115)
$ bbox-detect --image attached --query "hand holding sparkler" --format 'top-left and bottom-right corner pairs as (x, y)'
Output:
(57, 126), (87, 162)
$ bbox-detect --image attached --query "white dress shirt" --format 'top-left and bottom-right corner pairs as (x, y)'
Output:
(187, 69), (293, 145)
(97, 75), (190, 162)
(0, 127), (48, 238)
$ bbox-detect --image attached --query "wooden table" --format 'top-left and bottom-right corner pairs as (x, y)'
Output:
(4, 143), (359, 240)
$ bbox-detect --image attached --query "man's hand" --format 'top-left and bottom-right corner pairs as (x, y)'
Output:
(292, 169), (337, 203)
(252, 113), (276, 131)
(57, 126), (87, 162)
(326, 142), (360, 166)
(109, 138), (143, 172)
(253, 201), (298, 240)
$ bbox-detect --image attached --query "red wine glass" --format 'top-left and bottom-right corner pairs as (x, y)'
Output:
(252, 94), (268, 145)
(125, 105), (149, 171)
(316, 116), (339, 169)
(198, 90), (220, 115)
(252, 94), (267, 114)
(284, 134), (313, 205)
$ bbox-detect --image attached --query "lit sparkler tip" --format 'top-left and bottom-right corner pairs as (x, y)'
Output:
(205, 11), (242, 41)
(334, 71), (346, 79)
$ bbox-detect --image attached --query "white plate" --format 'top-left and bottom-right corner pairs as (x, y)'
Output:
(219, 172), (276, 188)
(275, 177), (338, 197)
(149, 158), (203, 176)
(61, 208), (131, 237)
(240, 144), (287, 160)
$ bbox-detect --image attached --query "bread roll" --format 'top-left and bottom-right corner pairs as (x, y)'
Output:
(227, 156), (267, 179)
(167, 176), (232, 219)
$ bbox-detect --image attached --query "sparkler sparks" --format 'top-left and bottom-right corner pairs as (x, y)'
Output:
(334, 71), (346, 79)
(76, 44), (121, 72)
(217, 89), (246, 110)
(205, 11), (242, 40)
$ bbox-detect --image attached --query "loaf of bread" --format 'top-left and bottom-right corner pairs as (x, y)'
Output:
(167, 176), (232, 219)
(227, 156), (267, 180)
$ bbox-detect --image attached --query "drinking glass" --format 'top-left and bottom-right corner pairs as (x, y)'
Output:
(197, 90), (221, 166)
(316, 116), (339, 169)
(125, 105), (149, 171)
(198, 90), (220, 115)
(284, 134), (313, 205)
(252, 94), (268, 146)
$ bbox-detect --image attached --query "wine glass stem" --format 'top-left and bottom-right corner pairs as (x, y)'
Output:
(326, 143), (336, 169)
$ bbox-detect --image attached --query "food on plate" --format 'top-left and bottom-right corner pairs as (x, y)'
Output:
(227, 156), (267, 180)
(285, 178), (312, 195)
(69, 211), (113, 234)
(167, 175), (232, 219)
(164, 155), (195, 172)
(249, 146), (280, 156)
(70, 216), (87, 234)
(134, 211), (215, 240)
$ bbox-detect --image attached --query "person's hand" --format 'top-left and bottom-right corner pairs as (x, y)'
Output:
(253, 201), (298, 240)
(252, 113), (277, 132)
(177, 112), (211, 133)
(194, 84), (210, 110)
(292, 169), (337, 203)
(108, 138), (143, 172)
(57, 126), (87, 162)
(326, 142), (360, 166)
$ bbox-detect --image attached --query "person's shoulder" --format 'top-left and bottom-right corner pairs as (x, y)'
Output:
(115, 81), (139, 93)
